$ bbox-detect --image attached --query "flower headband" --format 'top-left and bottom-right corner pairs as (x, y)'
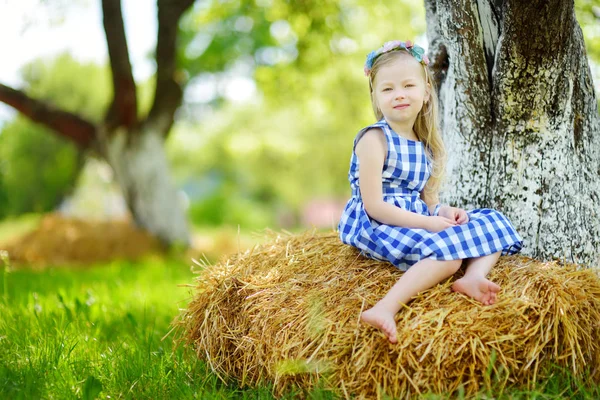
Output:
(364, 40), (430, 77)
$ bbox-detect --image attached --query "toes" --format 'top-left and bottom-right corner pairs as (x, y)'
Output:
(489, 282), (501, 293)
(386, 329), (397, 343)
(481, 291), (493, 305)
(383, 321), (397, 344)
(482, 291), (498, 306)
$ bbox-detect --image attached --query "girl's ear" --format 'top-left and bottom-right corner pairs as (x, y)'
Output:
(425, 82), (431, 103)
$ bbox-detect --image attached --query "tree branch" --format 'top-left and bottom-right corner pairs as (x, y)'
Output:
(102, 0), (138, 129)
(0, 83), (96, 147)
(146, 0), (195, 135)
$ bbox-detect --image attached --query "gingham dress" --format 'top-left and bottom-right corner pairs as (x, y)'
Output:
(338, 119), (523, 271)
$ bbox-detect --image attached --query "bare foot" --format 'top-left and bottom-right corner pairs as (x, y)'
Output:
(360, 307), (398, 344)
(452, 276), (501, 305)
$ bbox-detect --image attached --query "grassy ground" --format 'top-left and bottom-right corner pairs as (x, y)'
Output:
(2, 259), (599, 399)
(0, 217), (598, 399)
(0, 257), (318, 399)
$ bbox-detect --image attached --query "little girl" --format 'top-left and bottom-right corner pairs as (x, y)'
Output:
(338, 40), (523, 344)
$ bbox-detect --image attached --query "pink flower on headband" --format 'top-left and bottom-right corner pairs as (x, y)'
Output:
(382, 40), (401, 53)
(364, 40), (429, 77)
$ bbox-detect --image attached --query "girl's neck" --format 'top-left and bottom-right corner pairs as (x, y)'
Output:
(386, 118), (418, 141)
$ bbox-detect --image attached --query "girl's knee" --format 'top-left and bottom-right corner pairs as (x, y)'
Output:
(442, 259), (462, 275)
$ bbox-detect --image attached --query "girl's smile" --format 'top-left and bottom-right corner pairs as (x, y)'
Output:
(372, 56), (429, 135)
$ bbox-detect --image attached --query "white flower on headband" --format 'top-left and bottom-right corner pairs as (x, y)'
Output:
(364, 40), (430, 77)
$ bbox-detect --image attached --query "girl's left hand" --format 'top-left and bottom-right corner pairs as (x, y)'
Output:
(439, 206), (469, 224)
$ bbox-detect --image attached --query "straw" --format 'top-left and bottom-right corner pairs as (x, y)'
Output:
(175, 230), (600, 398)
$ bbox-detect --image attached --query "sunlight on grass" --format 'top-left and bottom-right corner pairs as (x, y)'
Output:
(0, 258), (287, 399)
(0, 250), (598, 399)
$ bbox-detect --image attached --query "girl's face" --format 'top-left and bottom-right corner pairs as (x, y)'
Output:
(372, 55), (430, 127)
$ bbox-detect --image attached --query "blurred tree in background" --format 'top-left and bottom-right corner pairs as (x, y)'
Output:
(169, 0), (427, 228)
(0, 0), (598, 233)
(576, 0), (600, 64)
(0, 55), (109, 217)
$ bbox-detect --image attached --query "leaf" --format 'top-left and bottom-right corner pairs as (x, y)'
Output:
(82, 375), (103, 400)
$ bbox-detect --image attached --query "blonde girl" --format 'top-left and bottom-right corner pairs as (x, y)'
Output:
(338, 40), (523, 343)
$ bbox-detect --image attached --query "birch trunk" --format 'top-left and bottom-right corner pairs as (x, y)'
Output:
(99, 126), (189, 246)
(425, 0), (600, 265)
(0, 0), (194, 247)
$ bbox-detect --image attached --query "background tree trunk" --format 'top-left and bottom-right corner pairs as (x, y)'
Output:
(0, 0), (194, 246)
(99, 125), (189, 246)
(425, 0), (600, 265)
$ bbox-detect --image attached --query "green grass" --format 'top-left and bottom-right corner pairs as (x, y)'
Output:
(0, 257), (303, 399)
(1, 258), (599, 400)
(0, 240), (598, 398)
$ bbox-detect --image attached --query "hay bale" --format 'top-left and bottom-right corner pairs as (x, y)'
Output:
(177, 231), (600, 398)
(2, 213), (163, 267)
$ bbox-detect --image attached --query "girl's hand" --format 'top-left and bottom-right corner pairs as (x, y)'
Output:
(426, 216), (458, 232)
(439, 206), (469, 224)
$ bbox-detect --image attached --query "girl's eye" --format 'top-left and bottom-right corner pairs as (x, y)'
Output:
(383, 88), (392, 92)
(406, 84), (415, 88)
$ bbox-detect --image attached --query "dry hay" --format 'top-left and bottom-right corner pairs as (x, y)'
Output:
(1, 213), (163, 267)
(176, 230), (600, 398)
(187, 228), (262, 264)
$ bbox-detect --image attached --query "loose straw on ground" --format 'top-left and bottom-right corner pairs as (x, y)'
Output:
(1, 213), (162, 267)
(175, 231), (600, 398)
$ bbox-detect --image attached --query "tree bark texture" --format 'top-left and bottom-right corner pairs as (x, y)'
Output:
(99, 126), (189, 245)
(0, 0), (194, 246)
(425, 0), (600, 265)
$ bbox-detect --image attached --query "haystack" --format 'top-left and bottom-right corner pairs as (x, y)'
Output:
(2, 213), (163, 267)
(177, 231), (600, 398)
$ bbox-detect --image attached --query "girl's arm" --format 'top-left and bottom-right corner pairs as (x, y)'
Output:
(421, 189), (469, 224)
(356, 129), (450, 230)
(420, 186), (441, 216)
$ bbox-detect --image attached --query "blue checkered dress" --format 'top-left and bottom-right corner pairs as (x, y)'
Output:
(338, 119), (523, 271)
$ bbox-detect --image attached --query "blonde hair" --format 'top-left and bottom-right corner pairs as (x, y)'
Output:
(368, 50), (446, 199)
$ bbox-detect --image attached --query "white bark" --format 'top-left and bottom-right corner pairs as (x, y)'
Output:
(100, 126), (190, 246)
(426, 0), (600, 265)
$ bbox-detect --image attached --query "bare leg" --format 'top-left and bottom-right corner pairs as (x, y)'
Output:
(452, 252), (502, 306)
(361, 258), (461, 344)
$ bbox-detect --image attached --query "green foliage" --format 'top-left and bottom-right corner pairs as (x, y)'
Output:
(169, 1), (427, 227)
(20, 53), (111, 123)
(179, 0), (344, 76)
(188, 189), (275, 229)
(0, 120), (81, 217)
(575, 0), (600, 65)
(0, 54), (111, 218)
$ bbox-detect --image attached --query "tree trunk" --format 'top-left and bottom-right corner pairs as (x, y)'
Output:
(0, 0), (194, 247)
(99, 125), (189, 246)
(425, 0), (600, 265)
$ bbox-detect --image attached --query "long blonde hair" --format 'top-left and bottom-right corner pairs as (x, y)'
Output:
(368, 50), (446, 199)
